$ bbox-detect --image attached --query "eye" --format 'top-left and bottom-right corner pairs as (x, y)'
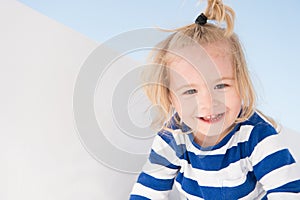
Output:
(183, 89), (197, 95)
(214, 83), (229, 90)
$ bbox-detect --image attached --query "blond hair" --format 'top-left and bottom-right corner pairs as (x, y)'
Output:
(142, 0), (274, 130)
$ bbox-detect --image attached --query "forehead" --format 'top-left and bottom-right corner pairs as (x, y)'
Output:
(167, 42), (233, 84)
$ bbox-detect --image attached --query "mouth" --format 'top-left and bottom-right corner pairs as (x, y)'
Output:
(198, 113), (225, 123)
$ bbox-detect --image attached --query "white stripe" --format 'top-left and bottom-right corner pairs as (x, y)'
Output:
(267, 192), (300, 200)
(174, 181), (204, 200)
(172, 125), (254, 156)
(130, 182), (170, 199)
(151, 134), (181, 166)
(178, 158), (252, 187)
(152, 133), (175, 152)
(260, 163), (300, 191)
(175, 179), (267, 200)
(250, 134), (288, 166)
(142, 160), (179, 179)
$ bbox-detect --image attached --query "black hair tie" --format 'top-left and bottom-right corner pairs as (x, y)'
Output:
(195, 13), (207, 25)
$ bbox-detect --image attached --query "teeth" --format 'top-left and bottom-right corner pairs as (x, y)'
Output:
(202, 113), (224, 122)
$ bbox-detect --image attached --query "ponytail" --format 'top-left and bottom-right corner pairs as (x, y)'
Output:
(203, 0), (235, 36)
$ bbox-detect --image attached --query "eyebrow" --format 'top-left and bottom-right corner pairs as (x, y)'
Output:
(173, 77), (234, 92)
(174, 83), (198, 92)
(215, 77), (235, 82)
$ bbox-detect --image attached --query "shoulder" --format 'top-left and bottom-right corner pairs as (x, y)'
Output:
(151, 115), (188, 156)
(238, 111), (279, 154)
(156, 113), (186, 144)
(243, 111), (278, 138)
(156, 128), (186, 150)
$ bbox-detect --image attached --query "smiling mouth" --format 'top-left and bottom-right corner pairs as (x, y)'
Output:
(198, 113), (225, 123)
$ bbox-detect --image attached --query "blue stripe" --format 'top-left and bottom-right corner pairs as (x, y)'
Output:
(176, 172), (213, 199)
(188, 124), (241, 151)
(137, 172), (174, 191)
(221, 171), (257, 199)
(240, 112), (261, 125)
(182, 141), (249, 171)
(156, 136), (252, 171)
(267, 180), (300, 194)
(149, 149), (179, 169)
(158, 133), (248, 171)
(158, 130), (175, 144)
(129, 195), (151, 200)
(253, 149), (295, 180)
(159, 130), (252, 171)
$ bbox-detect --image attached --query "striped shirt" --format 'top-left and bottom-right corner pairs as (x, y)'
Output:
(130, 112), (300, 199)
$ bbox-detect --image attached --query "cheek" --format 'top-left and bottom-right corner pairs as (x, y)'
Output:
(225, 91), (242, 112)
(171, 95), (198, 119)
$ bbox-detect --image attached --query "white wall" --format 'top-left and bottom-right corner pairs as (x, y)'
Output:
(0, 1), (141, 199)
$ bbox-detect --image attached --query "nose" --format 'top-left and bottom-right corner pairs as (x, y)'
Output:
(196, 88), (222, 112)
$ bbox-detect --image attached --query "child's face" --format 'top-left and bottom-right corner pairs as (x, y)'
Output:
(168, 43), (241, 145)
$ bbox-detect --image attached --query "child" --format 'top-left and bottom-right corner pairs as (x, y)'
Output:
(130, 0), (300, 199)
